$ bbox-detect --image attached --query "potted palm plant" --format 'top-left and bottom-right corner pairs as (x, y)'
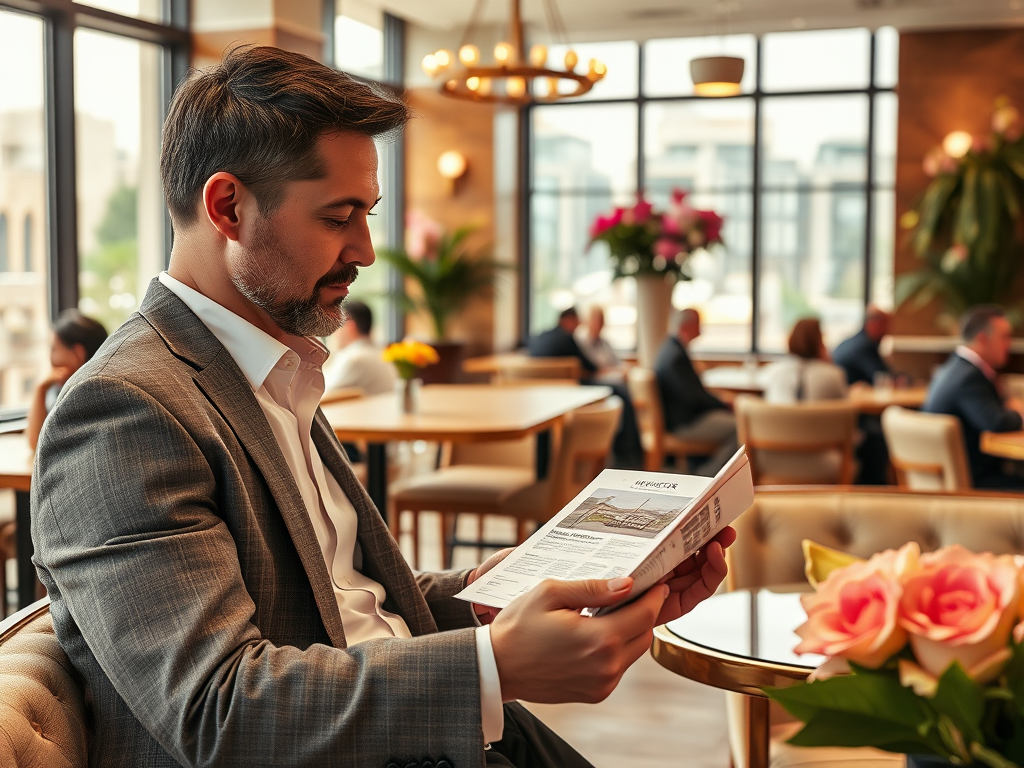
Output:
(377, 211), (511, 383)
(897, 97), (1024, 326)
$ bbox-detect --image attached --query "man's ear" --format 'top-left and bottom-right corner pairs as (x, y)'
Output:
(201, 172), (249, 242)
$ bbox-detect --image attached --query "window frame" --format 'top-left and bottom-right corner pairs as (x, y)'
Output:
(522, 30), (896, 353)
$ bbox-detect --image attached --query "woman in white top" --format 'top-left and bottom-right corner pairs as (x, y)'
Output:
(763, 317), (848, 403)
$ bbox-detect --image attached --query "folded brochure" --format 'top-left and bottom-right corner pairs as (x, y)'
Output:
(456, 446), (753, 616)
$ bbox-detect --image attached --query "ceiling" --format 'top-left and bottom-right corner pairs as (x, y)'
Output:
(378, 0), (1024, 41)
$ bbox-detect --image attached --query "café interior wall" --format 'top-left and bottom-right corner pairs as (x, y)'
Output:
(894, 26), (1024, 337)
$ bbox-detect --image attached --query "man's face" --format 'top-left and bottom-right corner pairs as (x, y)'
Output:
(865, 313), (890, 341)
(679, 316), (701, 344)
(976, 316), (1013, 370)
(230, 132), (379, 338)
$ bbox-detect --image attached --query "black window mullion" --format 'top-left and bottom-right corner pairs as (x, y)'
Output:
(636, 41), (645, 194)
(519, 106), (533, 346)
(750, 37), (764, 354)
(44, 5), (78, 317)
(863, 30), (878, 309)
(383, 11), (405, 342)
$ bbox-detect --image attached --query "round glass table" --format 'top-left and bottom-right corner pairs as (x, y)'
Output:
(651, 587), (821, 768)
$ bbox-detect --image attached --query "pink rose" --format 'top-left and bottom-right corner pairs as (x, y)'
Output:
(589, 208), (624, 239)
(795, 544), (917, 669)
(661, 213), (681, 236)
(406, 210), (443, 260)
(654, 237), (681, 259)
(899, 546), (1019, 684)
(670, 187), (688, 205)
(632, 196), (653, 224)
(697, 209), (724, 243)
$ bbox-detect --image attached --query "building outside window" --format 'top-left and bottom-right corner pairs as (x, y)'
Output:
(527, 27), (897, 355)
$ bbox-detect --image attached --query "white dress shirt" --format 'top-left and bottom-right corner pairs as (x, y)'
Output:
(956, 345), (997, 383)
(158, 273), (504, 741)
(323, 337), (397, 395)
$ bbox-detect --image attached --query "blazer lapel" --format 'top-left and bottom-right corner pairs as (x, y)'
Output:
(139, 280), (349, 648)
(311, 413), (438, 636)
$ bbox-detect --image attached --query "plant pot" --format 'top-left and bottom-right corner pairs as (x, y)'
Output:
(396, 377), (422, 415)
(418, 341), (466, 384)
(635, 275), (674, 368)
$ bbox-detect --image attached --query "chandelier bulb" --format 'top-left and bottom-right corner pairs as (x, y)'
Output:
(529, 44), (548, 68)
(435, 49), (453, 69)
(478, 77), (492, 96)
(459, 44), (480, 67)
(564, 49), (578, 72)
(467, 76), (481, 92)
(587, 59), (607, 81)
(494, 42), (514, 65)
(421, 53), (439, 77)
(506, 76), (527, 99)
(545, 77), (560, 96)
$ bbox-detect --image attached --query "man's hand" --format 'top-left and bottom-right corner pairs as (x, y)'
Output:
(466, 547), (514, 625)
(489, 575), (669, 704)
(654, 525), (736, 627)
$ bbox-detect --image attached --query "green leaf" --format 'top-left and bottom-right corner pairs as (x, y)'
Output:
(930, 662), (986, 746)
(766, 671), (931, 728)
(785, 710), (941, 753)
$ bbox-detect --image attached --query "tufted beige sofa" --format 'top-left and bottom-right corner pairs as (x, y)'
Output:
(725, 486), (1024, 768)
(0, 598), (88, 768)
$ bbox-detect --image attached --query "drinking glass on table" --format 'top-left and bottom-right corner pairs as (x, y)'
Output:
(873, 371), (894, 395)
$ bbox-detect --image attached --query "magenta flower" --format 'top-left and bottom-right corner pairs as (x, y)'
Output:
(589, 208), (624, 239)
(632, 197), (654, 224)
(697, 209), (724, 243)
(654, 237), (681, 258)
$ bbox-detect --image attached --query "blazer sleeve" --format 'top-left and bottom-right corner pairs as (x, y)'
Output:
(32, 374), (485, 768)
(957, 374), (1024, 433)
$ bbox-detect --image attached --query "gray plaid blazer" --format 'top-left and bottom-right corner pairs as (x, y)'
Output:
(31, 279), (486, 768)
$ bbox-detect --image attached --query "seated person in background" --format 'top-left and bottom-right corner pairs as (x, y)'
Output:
(322, 299), (396, 395)
(924, 305), (1024, 490)
(574, 306), (626, 384)
(654, 308), (738, 476)
(530, 306), (643, 467)
(832, 305), (892, 386)
(529, 306), (598, 377)
(27, 309), (108, 449)
(763, 317), (848, 403)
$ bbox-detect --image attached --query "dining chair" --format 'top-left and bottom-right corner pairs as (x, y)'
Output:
(734, 395), (858, 485)
(626, 367), (719, 472)
(388, 397), (623, 568)
(881, 405), (972, 491)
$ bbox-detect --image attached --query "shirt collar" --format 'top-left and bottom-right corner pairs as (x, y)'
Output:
(956, 345), (997, 382)
(158, 272), (329, 391)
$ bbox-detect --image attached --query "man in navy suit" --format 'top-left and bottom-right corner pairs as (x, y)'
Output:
(924, 305), (1024, 490)
(833, 306), (891, 386)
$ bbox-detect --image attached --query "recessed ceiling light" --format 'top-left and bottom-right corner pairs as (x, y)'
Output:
(792, 16), (807, 28)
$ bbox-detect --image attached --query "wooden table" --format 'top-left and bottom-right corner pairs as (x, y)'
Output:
(846, 385), (929, 415)
(321, 384), (613, 517)
(0, 434), (35, 610)
(652, 587), (816, 768)
(981, 430), (1024, 461)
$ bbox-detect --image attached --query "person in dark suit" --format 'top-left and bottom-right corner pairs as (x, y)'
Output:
(832, 306), (892, 386)
(529, 307), (643, 466)
(528, 307), (598, 376)
(654, 308), (737, 475)
(924, 305), (1024, 490)
(832, 306), (893, 485)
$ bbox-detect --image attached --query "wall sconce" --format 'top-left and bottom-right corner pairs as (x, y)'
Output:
(437, 150), (468, 195)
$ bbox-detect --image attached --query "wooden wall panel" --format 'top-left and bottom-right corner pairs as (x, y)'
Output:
(404, 88), (497, 354)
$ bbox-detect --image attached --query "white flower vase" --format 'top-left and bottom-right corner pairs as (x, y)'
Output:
(635, 275), (674, 368)
(397, 377), (422, 415)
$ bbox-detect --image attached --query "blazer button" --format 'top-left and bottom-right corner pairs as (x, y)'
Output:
(437, 761), (453, 768)
(385, 763), (400, 768)
(404, 762), (419, 768)
(422, 762), (434, 768)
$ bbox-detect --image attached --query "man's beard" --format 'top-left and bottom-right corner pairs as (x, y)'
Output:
(232, 217), (359, 337)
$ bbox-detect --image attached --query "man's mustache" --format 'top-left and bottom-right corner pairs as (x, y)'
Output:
(316, 263), (359, 290)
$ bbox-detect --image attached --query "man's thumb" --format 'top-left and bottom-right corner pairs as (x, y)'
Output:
(540, 576), (634, 609)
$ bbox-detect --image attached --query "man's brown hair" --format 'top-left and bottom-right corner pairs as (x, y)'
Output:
(160, 45), (410, 226)
(788, 317), (824, 360)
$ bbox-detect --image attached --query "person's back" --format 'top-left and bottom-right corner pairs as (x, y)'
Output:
(762, 357), (847, 403)
(832, 307), (891, 386)
(923, 306), (1024, 489)
(323, 301), (396, 395)
(528, 307), (597, 377)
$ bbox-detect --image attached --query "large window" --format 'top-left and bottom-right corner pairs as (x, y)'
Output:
(527, 28), (898, 354)
(0, 1), (186, 415)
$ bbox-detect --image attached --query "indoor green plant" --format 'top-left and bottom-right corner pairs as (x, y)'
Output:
(897, 97), (1024, 325)
(377, 211), (511, 341)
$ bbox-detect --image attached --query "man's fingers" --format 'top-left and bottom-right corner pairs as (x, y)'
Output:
(537, 576), (634, 610)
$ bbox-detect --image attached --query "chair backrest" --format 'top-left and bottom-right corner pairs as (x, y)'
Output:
(494, 357), (581, 383)
(0, 597), (88, 768)
(626, 367), (665, 453)
(545, 396), (623, 512)
(446, 435), (535, 469)
(734, 395), (857, 485)
(881, 405), (971, 491)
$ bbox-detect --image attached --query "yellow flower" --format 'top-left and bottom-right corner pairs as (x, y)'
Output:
(382, 340), (439, 377)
